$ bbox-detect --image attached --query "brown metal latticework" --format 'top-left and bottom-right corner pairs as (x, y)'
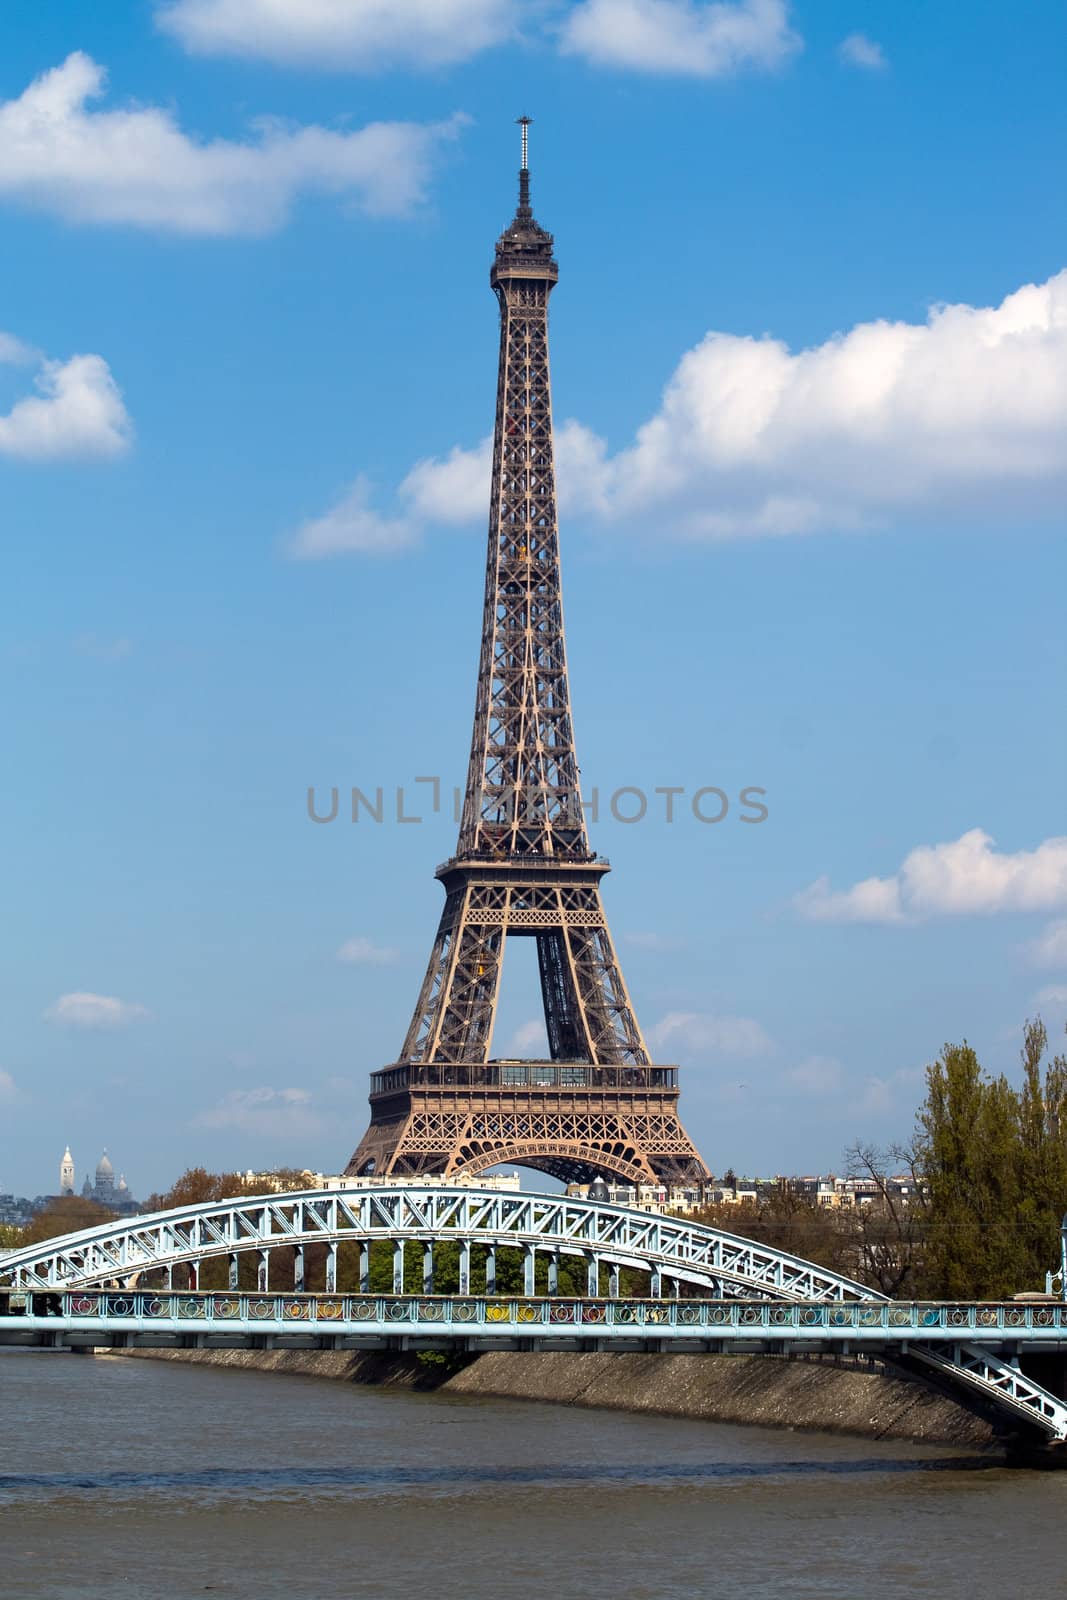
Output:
(346, 127), (709, 1186)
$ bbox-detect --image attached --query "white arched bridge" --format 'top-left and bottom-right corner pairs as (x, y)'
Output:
(3, 1184), (1067, 1451)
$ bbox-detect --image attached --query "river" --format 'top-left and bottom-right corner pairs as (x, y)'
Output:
(1, 1350), (1061, 1598)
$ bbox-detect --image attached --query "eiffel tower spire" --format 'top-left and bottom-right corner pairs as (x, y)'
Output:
(346, 128), (709, 1186)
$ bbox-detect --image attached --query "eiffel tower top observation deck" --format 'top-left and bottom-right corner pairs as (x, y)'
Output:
(345, 125), (709, 1185)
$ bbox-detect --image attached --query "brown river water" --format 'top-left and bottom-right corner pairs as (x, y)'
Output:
(0, 1349), (1061, 1599)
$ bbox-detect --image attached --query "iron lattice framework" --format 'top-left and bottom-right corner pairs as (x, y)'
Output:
(346, 130), (708, 1186)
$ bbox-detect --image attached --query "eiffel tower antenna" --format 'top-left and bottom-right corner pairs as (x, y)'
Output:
(346, 125), (709, 1187)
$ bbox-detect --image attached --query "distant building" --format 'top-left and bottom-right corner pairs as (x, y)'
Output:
(59, 1145), (75, 1196)
(78, 1150), (139, 1215)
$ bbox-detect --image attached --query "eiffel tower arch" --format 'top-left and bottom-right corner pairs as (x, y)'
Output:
(346, 124), (709, 1188)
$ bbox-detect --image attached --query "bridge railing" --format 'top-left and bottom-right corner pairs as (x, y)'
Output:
(6, 1291), (1067, 1338)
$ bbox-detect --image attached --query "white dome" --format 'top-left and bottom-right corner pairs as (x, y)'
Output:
(117, 1175), (128, 1192)
(96, 1150), (113, 1177)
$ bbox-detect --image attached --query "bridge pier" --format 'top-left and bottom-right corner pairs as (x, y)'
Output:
(586, 1254), (599, 1297)
(358, 1242), (369, 1294)
(547, 1250), (559, 1297)
(423, 1242), (434, 1294)
(459, 1240), (471, 1295)
(326, 1243), (338, 1294)
(393, 1239), (404, 1295)
(257, 1251), (268, 1293)
(228, 1253), (239, 1291)
(293, 1246), (305, 1295)
(523, 1244), (536, 1298)
(649, 1266), (661, 1297)
(608, 1264), (620, 1300)
(485, 1245), (497, 1294)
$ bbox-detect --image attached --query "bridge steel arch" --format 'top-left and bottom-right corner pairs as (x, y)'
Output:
(0, 1186), (874, 1300)
(5, 1185), (1065, 1448)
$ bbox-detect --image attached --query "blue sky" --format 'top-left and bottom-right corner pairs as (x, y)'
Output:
(1, 0), (1065, 1200)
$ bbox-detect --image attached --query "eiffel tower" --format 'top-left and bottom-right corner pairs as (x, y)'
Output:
(346, 123), (709, 1187)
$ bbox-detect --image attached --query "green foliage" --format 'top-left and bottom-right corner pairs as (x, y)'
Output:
(0, 1223), (23, 1249)
(916, 1022), (1067, 1299)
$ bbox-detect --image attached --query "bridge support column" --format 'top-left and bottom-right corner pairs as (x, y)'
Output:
(166, 1265), (173, 1290)
(649, 1266), (662, 1297)
(228, 1253), (238, 1291)
(293, 1246), (305, 1295)
(358, 1242), (369, 1294)
(523, 1244), (536, 1298)
(325, 1243), (337, 1295)
(608, 1264), (620, 1300)
(459, 1240), (471, 1296)
(547, 1250), (559, 1297)
(485, 1245), (496, 1295)
(188, 1263), (198, 1291)
(587, 1254), (599, 1298)
(423, 1242), (434, 1295)
(393, 1239), (405, 1295)
(257, 1251), (268, 1293)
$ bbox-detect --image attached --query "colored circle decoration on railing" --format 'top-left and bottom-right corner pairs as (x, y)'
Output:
(678, 1305), (701, 1325)
(486, 1303), (509, 1322)
(889, 1307), (911, 1326)
(800, 1307), (822, 1326)
(70, 1295), (100, 1316)
(248, 1298), (275, 1320)
(517, 1304), (539, 1323)
(283, 1300), (309, 1320)
(708, 1306), (730, 1325)
(106, 1296), (135, 1317)
(614, 1304), (639, 1323)
(550, 1302), (577, 1323)
(452, 1301), (479, 1322)
(350, 1301), (376, 1321)
(144, 1297), (169, 1318)
(317, 1299), (344, 1320)
(858, 1308), (882, 1327)
(741, 1307), (762, 1325)
(175, 1297), (205, 1319)
(419, 1301), (446, 1322)
(582, 1304), (605, 1323)
(978, 1307), (998, 1326)
(1005, 1308), (1025, 1327)
(771, 1306), (791, 1326)
(212, 1297), (240, 1319)
(920, 1309), (941, 1327)
(646, 1306), (668, 1323)
(949, 1308), (968, 1327)
(386, 1300), (412, 1321)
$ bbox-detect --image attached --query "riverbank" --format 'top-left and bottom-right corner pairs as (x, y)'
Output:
(111, 1347), (997, 1449)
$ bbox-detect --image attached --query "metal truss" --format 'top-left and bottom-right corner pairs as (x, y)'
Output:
(899, 1343), (1067, 1441)
(0, 1185), (874, 1300)
(346, 141), (706, 1183)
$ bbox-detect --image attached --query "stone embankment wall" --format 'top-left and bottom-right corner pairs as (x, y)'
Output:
(112, 1347), (995, 1449)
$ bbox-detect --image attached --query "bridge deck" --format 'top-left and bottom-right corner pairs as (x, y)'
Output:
(4, 1291), (1067, 1350)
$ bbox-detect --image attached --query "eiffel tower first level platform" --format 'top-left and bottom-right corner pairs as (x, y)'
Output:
(346, 124), (709, 1188)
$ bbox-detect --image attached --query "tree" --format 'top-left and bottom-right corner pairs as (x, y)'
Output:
(0, 1223), (23, 1249)
(20, 1196), (116, 1244)
(843, 1141), (926, 1297)
(913, 1026), (1067, 1300)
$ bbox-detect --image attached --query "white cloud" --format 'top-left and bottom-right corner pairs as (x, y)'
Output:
(648, 1010), (773, 1057)
(196, 1085), (321, 1136)
(73, 634), (133, 661)
(288, 477), (418, 559)
(797, 830), (1067, 925)
(369, 271), (1067, 549)
(838, 32), (886, 70)
(0, 1069), (17, 1102)
(503, 1019), (549, 1054)
(0, 343), (131, 461)
(560, 0), (800, 76)
(158, 0), (518, 70)
(785, 1054), (844, 1094)
(0, 53), (463, 236)
(1035, 984), (1067, 1008)
(1031, 921), (1067, 969)
(336, 936), (399, 965)
(0, 332), (39, 365)
(45, 992), (153, 1028)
